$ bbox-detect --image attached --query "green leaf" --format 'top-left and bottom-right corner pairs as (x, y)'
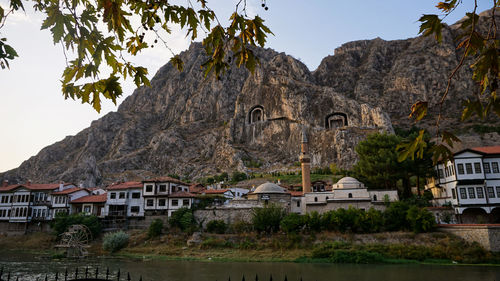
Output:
(418, 14), (443, 43)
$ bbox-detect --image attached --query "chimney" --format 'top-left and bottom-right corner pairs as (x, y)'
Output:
(26, 180), (31, 186)
(2, 180), (8, 187)
(59, 181), (64, 191)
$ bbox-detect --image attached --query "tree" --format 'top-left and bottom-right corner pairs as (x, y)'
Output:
(0, 0), (272, 112)
(401, 1), (500, 163)
(353, 133), (403, 190)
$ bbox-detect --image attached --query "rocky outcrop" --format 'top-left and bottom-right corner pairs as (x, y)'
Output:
(2, 10), (498, 186)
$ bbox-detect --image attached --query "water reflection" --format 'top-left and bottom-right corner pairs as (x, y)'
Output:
(0, 252), (498, 281)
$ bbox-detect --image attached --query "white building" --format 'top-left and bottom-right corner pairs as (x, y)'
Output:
(70, 193), (107, 217)
(301, 177), (398, 214)
(51, 187), (90, 217)
(142, 177), (190, 216)
(229, 187), (250, 198)
(103, 181), (144, 217)
(426, 146), (500, 223)
(0, 181), (76, 222)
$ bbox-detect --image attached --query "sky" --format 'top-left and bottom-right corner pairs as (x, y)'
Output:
(0, 0), (492, 172)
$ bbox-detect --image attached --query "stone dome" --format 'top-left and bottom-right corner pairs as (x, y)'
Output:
(253, 182), (286, 194)
(333, 177), (364, 189)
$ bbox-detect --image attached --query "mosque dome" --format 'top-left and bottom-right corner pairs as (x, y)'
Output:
(333, 177), (364, 189)
(253, 182), (286, 194)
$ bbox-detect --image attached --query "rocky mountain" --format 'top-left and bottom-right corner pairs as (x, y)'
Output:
(2, 10), (499, 186)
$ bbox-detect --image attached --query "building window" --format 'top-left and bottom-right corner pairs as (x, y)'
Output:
(438, 169), (444, 178)
(474, 163), (482, 174)
(146, 185), (153, 192)
(487, 187), (495, 198)
(131, 192), (140, 199)
(84, 206), (91, 213)
(451, 165), (455, 175)
(493, 162), (499, 173)
(119, 192), (126, 199)
(452, 188), (456, 199)
(373, 195), (377, 201)
(457, 164), (464, 175)
(496, 186), (500, 197)
(110, 193), (116, 199)
(159, 184), (167, 192)
(468, 187), (476, 199)
(131, 206), (140, 213)
(146, 199), (154, 207)
(172, 199), (178, 206)
(158, 199), (166, 207)
(460, 188), (467, 199)
(348, 193), (353, 198)
(484, 163), (491, 174)
(465, 163), (473, 174)
(476, 187), (484, 199)
(314, 197), (318, 202)
(183, 199), (189, 206)
(296, 201), (300, 207)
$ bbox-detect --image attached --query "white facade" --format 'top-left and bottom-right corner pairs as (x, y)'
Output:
(229, 187), (250, 198)
(104, 186), (144, 217)
(142, 178), (189, 215)
(426, 147), (500, 223)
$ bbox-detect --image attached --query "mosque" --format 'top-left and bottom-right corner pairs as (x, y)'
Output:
(247, 129), (399, 214)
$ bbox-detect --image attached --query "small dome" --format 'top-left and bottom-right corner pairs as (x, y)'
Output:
(333, 177), (364, 189)
(253, 182), (285, 194)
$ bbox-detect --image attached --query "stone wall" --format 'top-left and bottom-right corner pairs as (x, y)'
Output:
(438, 224), (500, 252)
(0, 221), (52, 235)
(193, 208), (253, 228)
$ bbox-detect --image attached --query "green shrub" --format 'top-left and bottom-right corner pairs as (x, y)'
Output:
(231, 171), (248, 182)
(148, 219), (163, 238)
(169, 207), (197, 232)
(102, 231), (129, 253)
(200, 237), (231, 249)
(229, 220), (253, 233)
(304, 211), (322, 232)
(280, 213), (305, 234)
(51, 213), (101, 239)
(406, 206), (436, 233)
(329, 250), (384, 264)
(206, 220), (227, 234)
(383, 201), (410, 231)
(252, 204), (286, 234)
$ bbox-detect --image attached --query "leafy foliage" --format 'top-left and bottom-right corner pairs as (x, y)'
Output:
(205, 219), (227, 234)
(251, 204), (286, 234)
(102, 231), (129, 253)
(51, 213), (101, 239)
(280, 213), (305, 234)
(402, 1), (500, 163)
(169, 207), (197, 232)
(0, 0), (272, 111)
(147, 219), (164, 238)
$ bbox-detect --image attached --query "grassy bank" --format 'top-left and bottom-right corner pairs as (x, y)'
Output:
(1, 231), (499, 265)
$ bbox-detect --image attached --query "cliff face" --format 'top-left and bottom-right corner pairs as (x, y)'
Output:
(2, 11), (499, 186)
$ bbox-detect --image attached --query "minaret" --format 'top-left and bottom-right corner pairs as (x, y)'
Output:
(300, 128), (311, 194)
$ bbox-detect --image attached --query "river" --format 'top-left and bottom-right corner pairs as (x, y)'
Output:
(0, 252), (498, 281)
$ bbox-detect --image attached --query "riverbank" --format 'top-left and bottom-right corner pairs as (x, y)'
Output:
(1, 231), (499, 265)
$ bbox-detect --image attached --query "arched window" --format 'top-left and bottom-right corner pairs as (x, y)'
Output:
(373, 195), (377, 201)
(248, 105), (264, 124)
(314, 197), (318, 202)
(325, 113), (348, 129)
(348, 193), (353, 198)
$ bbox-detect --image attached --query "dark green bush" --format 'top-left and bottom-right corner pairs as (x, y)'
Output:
(229, 220), (253, 234)
(280, 213), (305, 234)
(383, 201), (410, 231)
(51, 213), (101, 239)
(102, 231), (129, 253)
(206, 220), (227, 234)
(406, 206), (436, 233)
(148, 219), (164, 238)
(169, 207), (197, 232)
(252, 204), (286, 234)
(304, 211), (322, 232)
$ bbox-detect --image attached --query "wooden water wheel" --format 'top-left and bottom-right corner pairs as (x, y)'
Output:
(56, 224), (92, 258)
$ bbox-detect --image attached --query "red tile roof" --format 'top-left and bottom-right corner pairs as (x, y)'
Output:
(289, 191), (304, 197)
(52, 187), (88, 195)
(169, 191), (196, 198)
(107, 181), (143, 190)
(0, 183), (67, 192)
(471, 146), (500, 155)
(143, 176), (188, 185)
(202, 189), (231, 194)
(71, 194), (107, 203)
(189, 183), (205, 194)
